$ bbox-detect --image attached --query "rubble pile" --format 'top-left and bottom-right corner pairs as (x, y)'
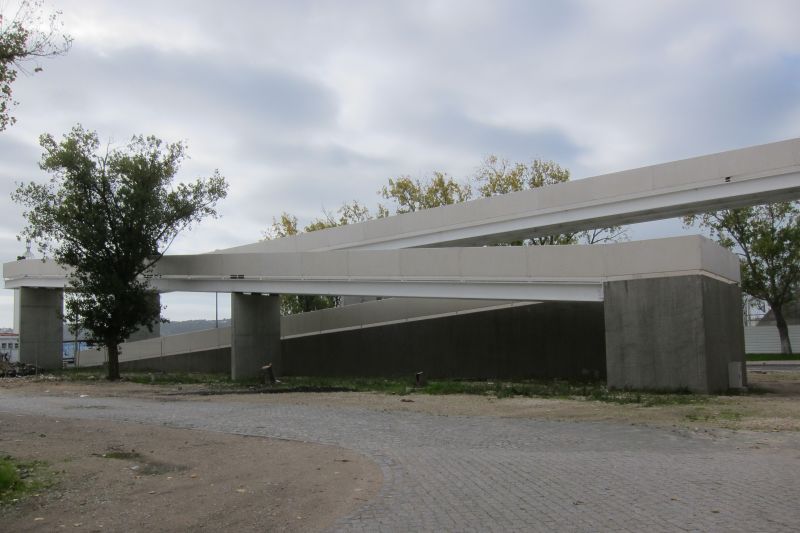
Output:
(0, 360), (38, 377)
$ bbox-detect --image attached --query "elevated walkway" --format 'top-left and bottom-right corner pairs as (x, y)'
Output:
(5, 236), (739, 301)
(218, 138), (800, 252)
(8, 138), (800, 391)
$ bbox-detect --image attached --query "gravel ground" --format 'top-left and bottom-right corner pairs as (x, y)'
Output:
(2, 383), (800, 532)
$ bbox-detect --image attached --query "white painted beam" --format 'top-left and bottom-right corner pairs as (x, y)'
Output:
(3, 236), (740, 302)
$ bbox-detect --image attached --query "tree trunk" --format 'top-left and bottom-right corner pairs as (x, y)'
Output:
(773, 306), (793, 355)
(107, 340), (121, 381)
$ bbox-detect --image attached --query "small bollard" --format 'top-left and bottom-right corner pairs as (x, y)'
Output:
(415, 371), (426, 387)
(262, 363), (276, 385)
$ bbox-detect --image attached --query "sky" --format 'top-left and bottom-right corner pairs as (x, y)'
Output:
(1, 0), (799, 327)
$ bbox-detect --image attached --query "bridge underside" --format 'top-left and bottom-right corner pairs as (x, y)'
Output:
(68, 271), (746, 393)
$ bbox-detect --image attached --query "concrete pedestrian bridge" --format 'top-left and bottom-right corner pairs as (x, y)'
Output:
(5, 138), (800, 392)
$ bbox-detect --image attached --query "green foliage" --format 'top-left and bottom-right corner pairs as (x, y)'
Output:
(304, 200), (374, 232)
(746, 353), (800, 361)
(380, 171), (472, 213)
(263, 212), (299, 239)
(0, 458), (20, 492)
(474, 155), (627, 245)
(0, 455), (53, 505)
(12, 125), (228, 379)
(684, 202), (800, 354)
(0, 0), (71, 131)
(279, 294), (339, 315)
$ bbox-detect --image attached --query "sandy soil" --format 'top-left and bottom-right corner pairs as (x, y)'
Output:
(0, 413), (381, 532)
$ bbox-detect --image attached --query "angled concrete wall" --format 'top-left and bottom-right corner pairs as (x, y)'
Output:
(282, 301), (606, 380)
(231, 293), (281, 380)
(19, 287), (63, 369)
(119, 347), (229, 373)
(604, 276), (745, 393)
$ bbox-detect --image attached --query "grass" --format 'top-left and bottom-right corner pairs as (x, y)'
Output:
(101, 450), (142, 460)
(747, 353), (800, 361)
(0, 455), (55, 505)
(410, 379), (709, 406)
(47, 369), (734, 407)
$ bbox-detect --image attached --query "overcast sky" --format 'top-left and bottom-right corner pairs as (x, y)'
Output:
(1, 0), (799, 327)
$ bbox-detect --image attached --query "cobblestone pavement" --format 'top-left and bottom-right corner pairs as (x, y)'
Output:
(2, 391), (800, 532)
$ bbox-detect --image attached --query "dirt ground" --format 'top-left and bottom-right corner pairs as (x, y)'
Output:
(2, 369), (799, 531)
(0, 414), (381, 532)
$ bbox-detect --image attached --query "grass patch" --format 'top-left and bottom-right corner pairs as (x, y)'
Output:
(50, 368), (239, 386)
(685, 408), (743, 423)
(415, 379), (708, 406)
(101, 450), (142, 460)
(125, 372), (233, 386)
(747, 353), (800, 361)
(261, 376), (710, 406)
(47, 370), (739, 406)
(0, 455), (55, 505)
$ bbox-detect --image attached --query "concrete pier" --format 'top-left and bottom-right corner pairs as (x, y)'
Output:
(231, 293), (281, 380)
(18, 287), (63, 369)
(604, 275), (746, 393)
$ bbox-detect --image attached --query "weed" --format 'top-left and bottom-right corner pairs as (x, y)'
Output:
(46, 371), (747, 407)
(0, 458), (20, 492)
(747, 353), (800, 361)
(0, 455), (55, 505)
(101, 451), (142, 460)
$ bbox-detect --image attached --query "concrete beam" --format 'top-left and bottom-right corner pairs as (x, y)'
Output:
(604, 276), (746, 393)
(217, 138), (800, 253)
(155, 236), (738, 301)
(18, 287), (63, 370)
(231, 293), (281, 380)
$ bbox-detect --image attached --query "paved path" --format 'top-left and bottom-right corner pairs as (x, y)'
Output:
(2, 391), (799, 532)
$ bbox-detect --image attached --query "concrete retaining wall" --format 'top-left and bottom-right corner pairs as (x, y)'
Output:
(283, 301), (606, 380)
(119, 348), (229, 373)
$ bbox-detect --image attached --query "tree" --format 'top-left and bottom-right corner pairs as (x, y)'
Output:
(12, 125), (228, 379)
(684, 202), (800, 354)
(0, 0), (71, 131)
(474, 155), (627, 245)
(305, 200), (375, 232)
(380, 172), (471, 213)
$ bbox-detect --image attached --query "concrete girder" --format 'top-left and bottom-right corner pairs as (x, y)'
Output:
(217, 138), (800, 254)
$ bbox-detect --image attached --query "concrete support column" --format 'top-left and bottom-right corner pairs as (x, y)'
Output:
(19, 287), (64, 370)
(604, 275), (746, 393)
(231, 293), (281, 381)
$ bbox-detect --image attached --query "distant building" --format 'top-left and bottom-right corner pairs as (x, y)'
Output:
(757, 298), (800, 326)
(0, 332), (20, 363)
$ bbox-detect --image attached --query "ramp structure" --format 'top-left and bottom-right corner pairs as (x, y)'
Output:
(6, 138), (800, 392)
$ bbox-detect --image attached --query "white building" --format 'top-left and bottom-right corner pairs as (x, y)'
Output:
(0, 332), (20, 363)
